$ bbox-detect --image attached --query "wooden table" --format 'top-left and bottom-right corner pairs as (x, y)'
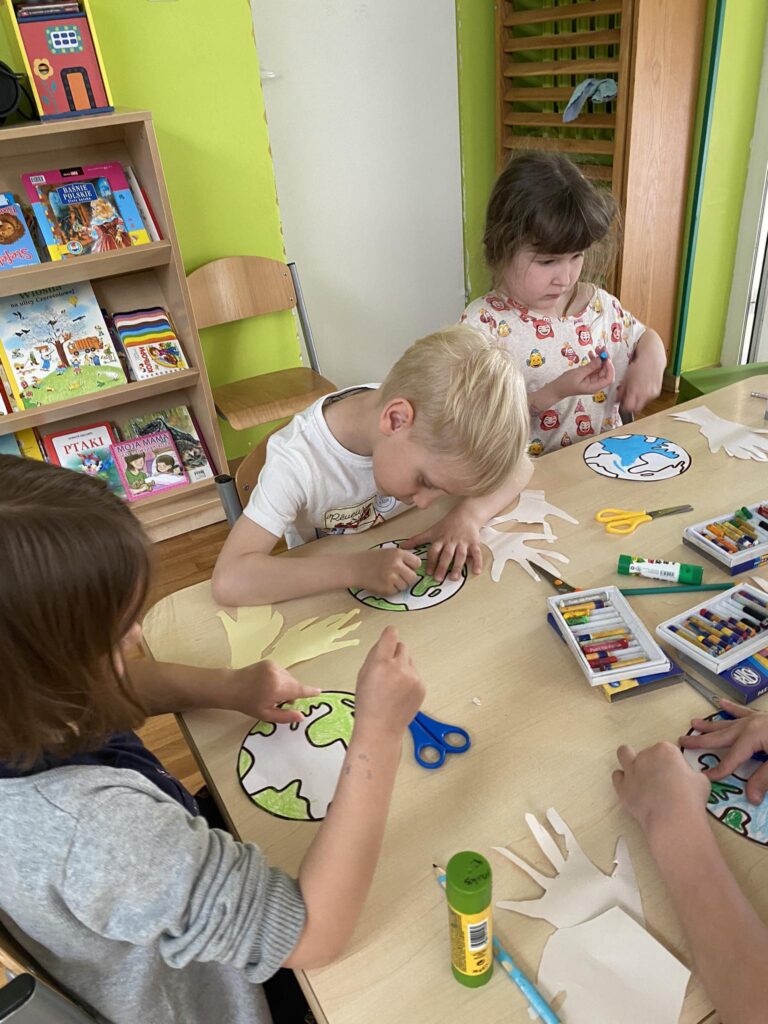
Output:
(142, 376), (768, 1024)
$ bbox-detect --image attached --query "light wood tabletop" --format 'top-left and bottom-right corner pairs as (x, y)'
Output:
(142, 376), (768, 1024)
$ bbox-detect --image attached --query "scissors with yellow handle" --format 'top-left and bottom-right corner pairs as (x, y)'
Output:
(595, 504), (693, 535)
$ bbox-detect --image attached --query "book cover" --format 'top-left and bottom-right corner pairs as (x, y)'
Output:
(15, 427), (44, 460)
(112, 307), (189, 380)
(110, 430), (188, 501)
(0, 433), (21, 457)
(42, 420), (125, 497)
(0, 281), (126, 408)
(22, 162), (150, 260)
(0, 192), (41, 270)
(0, 364), (13, 413)
(120, 404), (215, 482)
(124, 166), (162, 241)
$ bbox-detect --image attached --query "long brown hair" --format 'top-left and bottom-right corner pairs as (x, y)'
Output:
(0, 455), (150, 766)
(483, 151), (619, 285)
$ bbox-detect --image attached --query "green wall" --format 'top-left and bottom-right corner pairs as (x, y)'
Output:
(677, 0), (768, 372)
(455, 0), (496, 301)
(0, 0), (295, 461)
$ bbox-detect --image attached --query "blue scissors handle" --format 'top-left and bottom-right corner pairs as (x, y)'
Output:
(408, 711), (471, 770)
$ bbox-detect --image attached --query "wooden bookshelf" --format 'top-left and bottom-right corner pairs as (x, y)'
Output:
(0, 110), (228, 541)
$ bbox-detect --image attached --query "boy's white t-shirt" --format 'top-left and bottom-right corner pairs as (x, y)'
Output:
(461, 285), (645, 456)
(244, 385), (410, 548)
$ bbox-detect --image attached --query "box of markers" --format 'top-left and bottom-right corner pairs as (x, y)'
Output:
(673, 649), (768, 705)
(547, 586), (670, 686)
(656, 584), (768, 675)
(682, 499), (768, 575)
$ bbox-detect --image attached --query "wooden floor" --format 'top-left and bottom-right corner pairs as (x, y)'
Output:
(137, 389), (680, 788)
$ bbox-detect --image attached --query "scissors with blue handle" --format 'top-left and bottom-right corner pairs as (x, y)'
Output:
(596, 504), (693, 535)
(409, 711), (470, 769)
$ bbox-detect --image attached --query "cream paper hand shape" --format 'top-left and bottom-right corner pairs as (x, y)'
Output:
(217, 606), (360, 670)
(491, 489), (578, 528)
(671, 406), (768, 460)
(493, 807), (643, 928)
(267, 611), (361, 669)
(479, 523), (570, 583)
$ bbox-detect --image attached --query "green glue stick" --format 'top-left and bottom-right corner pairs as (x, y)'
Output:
(617, 554), (703, 585)
(446, 851), (493, 987)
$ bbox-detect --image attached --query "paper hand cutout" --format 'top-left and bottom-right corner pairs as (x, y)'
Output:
(479, 523), (570, 583)
(267, 611), (360, 669)
(671, 406), (768, 461)
(217, 606), (360, 670)
(492, 489), (578, 528)
(538, 906), (690, 1024)
(493, 807), (644, 928)
(217, 605), (284, 670)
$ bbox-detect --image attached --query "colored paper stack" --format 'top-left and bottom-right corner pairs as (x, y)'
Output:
(112, 307), (189, 381)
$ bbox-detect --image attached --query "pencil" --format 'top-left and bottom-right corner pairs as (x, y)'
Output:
(433, 865), (560, 1024)
(620, 583), (732, 596)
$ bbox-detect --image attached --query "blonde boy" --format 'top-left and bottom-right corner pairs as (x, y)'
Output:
(212, 325), (531, 606)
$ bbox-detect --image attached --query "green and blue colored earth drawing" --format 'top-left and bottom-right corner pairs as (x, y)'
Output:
(682, 712), (768, 846)
(583, 435), (691, 481)
(349, 540), (467, 611)
(238, 692), (356, 821)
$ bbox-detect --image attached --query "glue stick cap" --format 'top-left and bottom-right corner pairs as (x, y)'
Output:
(446, 851), (492, 915)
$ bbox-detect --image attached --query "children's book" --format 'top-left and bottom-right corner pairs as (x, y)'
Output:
(0, 282), (126, 408)
(111, 307), (189, 380)
(14, 427), (44, 460)
(42, 420), (125, 497)
(0, 364), (14, 414)
(110, 431), (188, 501)
(120, 404), (215, 482)
(0, 433), (21, 457)
(0, 192), (41, 270)
(22, 162), (150, 260)
(125, 166), (162, 242)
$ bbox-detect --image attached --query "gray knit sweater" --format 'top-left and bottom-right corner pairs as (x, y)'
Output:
(0, 765), (306, 1023)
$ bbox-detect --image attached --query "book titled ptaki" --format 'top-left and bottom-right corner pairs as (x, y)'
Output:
(42, 420), (125, 498)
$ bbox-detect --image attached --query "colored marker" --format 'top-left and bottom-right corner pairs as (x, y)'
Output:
(580, 638), (630, 654)
(592, 656), (647, 673)
(433, 867), (561, 1024)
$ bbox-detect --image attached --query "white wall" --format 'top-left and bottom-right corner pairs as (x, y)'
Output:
(251, 0), (465, 386)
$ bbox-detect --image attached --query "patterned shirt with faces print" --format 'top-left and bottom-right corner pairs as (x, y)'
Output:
(461, 286), (645, 456)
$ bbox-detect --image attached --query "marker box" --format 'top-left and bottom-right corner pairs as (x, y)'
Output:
(547, 586), (670, 686)
(656, 584), (768, 672)
(682, 499), (768, 575)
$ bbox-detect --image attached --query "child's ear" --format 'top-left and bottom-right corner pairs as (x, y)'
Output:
(379, 398), (415, 435)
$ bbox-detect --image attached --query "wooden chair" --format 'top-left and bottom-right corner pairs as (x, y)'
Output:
(186, 257), (336, 431)
(215, 424), (283, 527)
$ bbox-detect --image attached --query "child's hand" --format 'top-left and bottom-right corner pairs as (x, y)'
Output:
(616, 330), (665, 413)
(234, 661), (321, 724)
(402, 506), (483, 582)
(554, 351), (615, 399)
(353, 547), (421, 595)
(354, 627), (425, 739)
(612, 741), (710, 834)
(680, 700), (768, 804)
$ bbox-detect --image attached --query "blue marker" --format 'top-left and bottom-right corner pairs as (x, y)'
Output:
(599, 350), (608, 361)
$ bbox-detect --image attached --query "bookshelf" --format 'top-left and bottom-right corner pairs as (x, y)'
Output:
(0, 109), (228, 541)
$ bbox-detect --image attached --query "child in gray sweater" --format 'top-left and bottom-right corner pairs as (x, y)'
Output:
(0, 456), (425, 1024)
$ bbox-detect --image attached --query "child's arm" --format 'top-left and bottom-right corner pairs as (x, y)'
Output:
(616, 328), (666, 413)
(613, 738), (768, 1024)
(285, 626), (424, 966)
(529, 350), (615, 411)
(402, 454), (534, 582)
(211, 514), (421, 606)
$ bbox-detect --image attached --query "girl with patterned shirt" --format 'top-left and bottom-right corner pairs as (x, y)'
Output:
(462, 151), (666, 456)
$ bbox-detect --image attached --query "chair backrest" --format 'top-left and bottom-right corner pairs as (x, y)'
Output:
(186, 256), (297, 330)
(234, 422), (285, 509)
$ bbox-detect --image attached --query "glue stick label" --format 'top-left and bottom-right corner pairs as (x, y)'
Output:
(448, 903), (492, 976)
(627, 558), (680, 582)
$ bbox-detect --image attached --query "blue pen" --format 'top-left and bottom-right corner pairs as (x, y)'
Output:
(433, 866), (560, 1023)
